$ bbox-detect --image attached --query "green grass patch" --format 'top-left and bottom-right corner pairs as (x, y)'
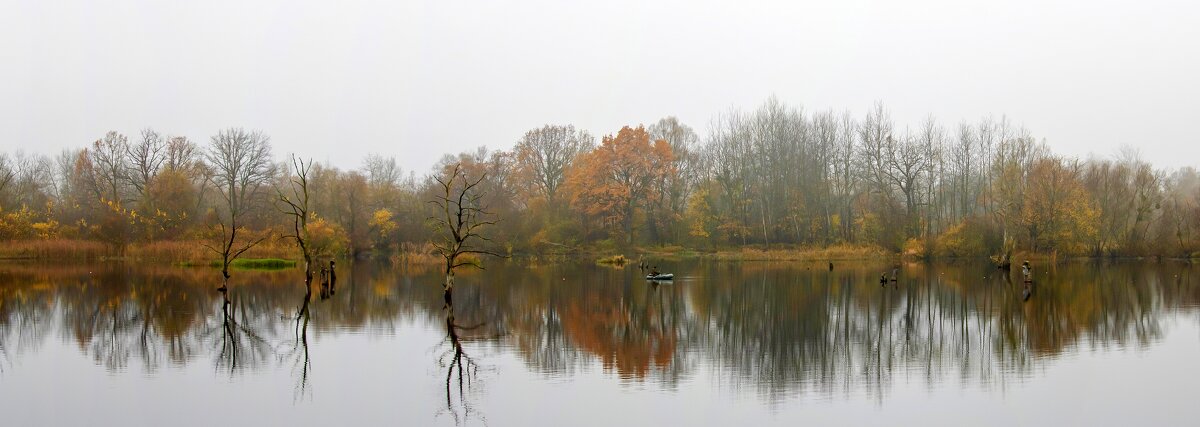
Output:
(232, 258), (296, 269)
(177, 258), (297, 270)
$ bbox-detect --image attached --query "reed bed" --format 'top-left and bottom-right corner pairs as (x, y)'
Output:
(0, 238), (296, 263)
(709, 244), (889, 261)
(389, 242), (442, 267)
(0, 239), (109, 260)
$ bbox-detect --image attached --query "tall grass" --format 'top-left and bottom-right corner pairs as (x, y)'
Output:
(0, 239), (109, 260)
(0, 238), (296, 263)
(710, 244), (889, 261)
(389, 242), (442, 267)
(126, 239), (295, 262)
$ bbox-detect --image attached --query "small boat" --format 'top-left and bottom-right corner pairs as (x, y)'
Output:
(645, 273), (674, 281)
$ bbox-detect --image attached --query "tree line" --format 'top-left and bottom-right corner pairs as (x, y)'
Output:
(1, 96), (1197, 259)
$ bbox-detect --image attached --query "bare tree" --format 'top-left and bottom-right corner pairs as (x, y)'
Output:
(164, 136), (198, 172)
(830, 111), (859, 241)
(90, 131), (129, 203)
(428, 164), (504, 289)
(126, 128), (167, 207)
(12, 152), (53, 210)
(513, 125), (593, 205)
(277, 154), (314, 282)
(203, 128), (274, 285)
(649, 117), (700, 242)
(0, 154), (15, 209)
(858, 104), (934, 235)
(950, 122), (977, 221)
(362, 153), (402, 189)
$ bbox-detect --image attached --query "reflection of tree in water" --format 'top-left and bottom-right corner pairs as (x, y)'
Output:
(690, 262), (1193, 401)
(558, 273), (690, 384)
(438, 282), (503, 426)
(0, 262), (423, 386)
(206, 287), (274, 374)
(54, 267), (209, 372)
(281, 278), (314, 399)
(0, 260), (1198, 404)
(482, 265), (693, 387)
(459, 261), (1200, 402)
(0, 272), (56, 371)
(504, 268), (582, 376)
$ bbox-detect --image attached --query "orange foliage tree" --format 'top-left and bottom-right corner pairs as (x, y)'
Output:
(565, 126), (673, 245)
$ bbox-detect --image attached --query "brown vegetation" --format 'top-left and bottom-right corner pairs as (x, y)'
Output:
(708, 244), (889, 262)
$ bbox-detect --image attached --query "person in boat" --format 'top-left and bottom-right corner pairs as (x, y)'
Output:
(650, 267), (661, 277)
(1021, 261), (1033, 283)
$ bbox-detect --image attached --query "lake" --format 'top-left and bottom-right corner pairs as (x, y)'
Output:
(0, 259), (1198, 426)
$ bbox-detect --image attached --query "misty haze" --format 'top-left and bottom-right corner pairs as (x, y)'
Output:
(2, 1), (1199, 426)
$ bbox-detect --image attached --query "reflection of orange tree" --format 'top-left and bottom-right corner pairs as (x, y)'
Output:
(559, 286), (677, 380)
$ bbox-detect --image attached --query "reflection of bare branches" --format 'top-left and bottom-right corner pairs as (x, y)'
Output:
(282, 282), (314, 400)
(437, 288), (498, 426)
(441, 315), (479, 425)
(207, 284), (275, 375)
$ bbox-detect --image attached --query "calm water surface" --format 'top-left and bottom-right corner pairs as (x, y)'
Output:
(1, 260), (1198, 426)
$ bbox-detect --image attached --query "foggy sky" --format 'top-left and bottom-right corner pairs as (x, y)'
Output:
(2, 0), (1197, 174)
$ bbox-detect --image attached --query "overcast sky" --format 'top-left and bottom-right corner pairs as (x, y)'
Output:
(2, 0), (1197, 174)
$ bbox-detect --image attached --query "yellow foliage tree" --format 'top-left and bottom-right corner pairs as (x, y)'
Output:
(306, 215), (349, 258)
(369, 208), (398, 252)
(1022, 158), (1099, 254)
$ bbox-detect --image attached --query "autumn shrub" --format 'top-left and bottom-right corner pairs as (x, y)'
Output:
(307, 215), (349, 258)
(596, 254), (627, 265)
(31, 220), (60, 239)
(0, 207), (37, 240)
(390, 242), (441, 266)
(934, 220), (989, 258)
(903, 238), (929, 259)
(92, 199), (137, 250)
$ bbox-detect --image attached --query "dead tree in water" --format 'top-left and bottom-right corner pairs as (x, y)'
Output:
(202, 128), (274, 287)
(428, 164), (505, 291)
(277, 154), (314, 283)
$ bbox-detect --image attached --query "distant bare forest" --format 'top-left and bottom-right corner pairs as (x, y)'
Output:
(1, 97), (1196, 260)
